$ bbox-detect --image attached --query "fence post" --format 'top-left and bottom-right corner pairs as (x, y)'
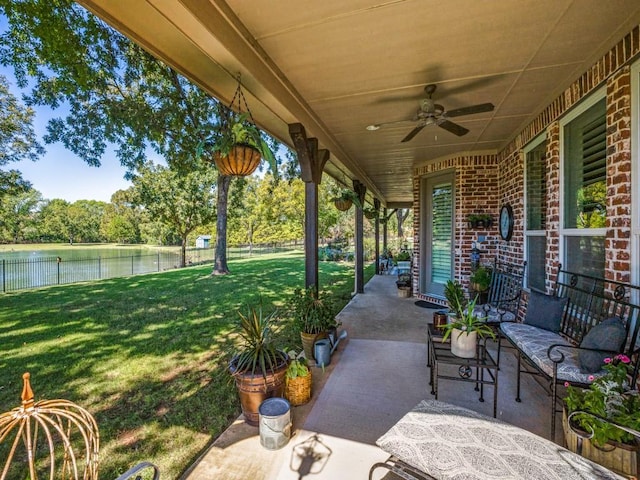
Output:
(158, 252), (160, 272)
(131, 256), (134, 275)
(2, 259), (5, 293)
(98, 257), (101, 278)
(57, 259), (61, 285)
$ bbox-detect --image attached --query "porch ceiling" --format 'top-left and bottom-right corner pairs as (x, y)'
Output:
(77, 0), (640, 208)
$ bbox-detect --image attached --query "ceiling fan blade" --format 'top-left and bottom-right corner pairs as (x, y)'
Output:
(401, 125), (425, 143)
(446, 103), (494, 117)
(438, 120), (469, 136)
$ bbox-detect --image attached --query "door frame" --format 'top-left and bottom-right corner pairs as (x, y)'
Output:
(420, 170), (455, 297)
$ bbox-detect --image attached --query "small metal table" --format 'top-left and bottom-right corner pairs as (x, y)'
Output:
(427, 323), (499, 417)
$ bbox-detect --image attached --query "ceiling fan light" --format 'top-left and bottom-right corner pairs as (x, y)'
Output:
(366, 124), (380, 131)
(425, 117), (437, 126)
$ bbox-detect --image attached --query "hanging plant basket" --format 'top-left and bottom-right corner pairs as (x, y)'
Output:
(213, 144), (262, 177)
(334, 198), (353, 211)
(364, 210), (377, 220)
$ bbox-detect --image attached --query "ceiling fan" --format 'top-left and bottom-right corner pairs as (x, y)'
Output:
(367, 84), (494, 142)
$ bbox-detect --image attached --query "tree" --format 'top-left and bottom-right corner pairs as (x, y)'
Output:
(37, 198), (70, 242)
(100, 188), (142, 243)
(0, 187), (42, 242)
(0, 74), (44, 197)
(0, 0), (282, 274)
(132, 161), (217, 267)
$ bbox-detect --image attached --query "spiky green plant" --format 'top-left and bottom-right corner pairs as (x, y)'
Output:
(232, 305), (288, 377)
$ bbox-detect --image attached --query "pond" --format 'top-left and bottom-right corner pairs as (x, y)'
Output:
(0, 244), (213, 292)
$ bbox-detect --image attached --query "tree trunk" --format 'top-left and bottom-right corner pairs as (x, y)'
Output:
(396, 208), (410, 239)
(213, 175), (232, 275)
(180, 235), (187, 267)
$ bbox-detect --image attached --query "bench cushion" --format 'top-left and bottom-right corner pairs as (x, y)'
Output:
(523, 291), (567, 333)
(474, 305), (516, 323)
(501, 322), (603, 384)
(578, 317), (626, 373)
(376, 399), (623, 480)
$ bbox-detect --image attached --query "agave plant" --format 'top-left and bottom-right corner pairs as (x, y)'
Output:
(232, 305), (288, 377)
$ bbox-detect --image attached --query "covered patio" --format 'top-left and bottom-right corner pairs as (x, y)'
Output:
(183, 274), (552, 480)
(70, 2), (640, 478)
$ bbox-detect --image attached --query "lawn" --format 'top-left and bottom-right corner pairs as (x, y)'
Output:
(0, 251), (374, 479)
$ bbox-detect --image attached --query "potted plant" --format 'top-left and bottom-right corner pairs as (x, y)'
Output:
(468, 213), (493, 228)
(563, 354), (640, 476)
(288, 287), (336, 362)
(444, 279), (468, 320)
(228, 305), (289, 426)
(284, 351), (312, 406)
(198, 108), (277, 177)
(469, 265), (492, 304)
(396, 272), (412, 298)
(332, 190), (361, 211)
(442, 289), (494, 358)
(363, 206), (378, 220)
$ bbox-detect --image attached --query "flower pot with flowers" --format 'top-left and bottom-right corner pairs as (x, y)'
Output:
(563, 354), (640, 477)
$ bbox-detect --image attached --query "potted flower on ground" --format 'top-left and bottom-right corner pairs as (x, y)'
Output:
(441, 292), (494, 358)
(563, 354), (640, 476)
(284, 351), (312, 406)
(228, 305), (289, 426)
(288, 287), (336, 363)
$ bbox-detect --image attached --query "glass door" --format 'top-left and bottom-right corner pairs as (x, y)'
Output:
(421, 173), (454, 297)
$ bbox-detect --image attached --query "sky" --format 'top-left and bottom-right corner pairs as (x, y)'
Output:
(3, 64), (135, 203)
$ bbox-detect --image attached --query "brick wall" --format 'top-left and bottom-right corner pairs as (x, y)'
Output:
(412, 25), (639, 298)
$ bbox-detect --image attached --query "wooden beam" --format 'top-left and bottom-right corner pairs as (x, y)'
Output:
(288, 123), (329, 291)
(353, 179), (366, 294)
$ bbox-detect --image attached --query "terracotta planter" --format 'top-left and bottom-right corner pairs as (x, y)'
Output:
(213, 144), (262, 176)
(334, 198), (352, 211)
(230, 356), (288, 426)
(450, 328), (477, 358)
(562, 408), (639, 477)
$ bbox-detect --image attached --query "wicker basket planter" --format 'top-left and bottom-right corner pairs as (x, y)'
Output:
(285, 370), (312, 406)
(334, 198), (353, 211)
(213, 144), (262, 176)
(562, 408), (639, 477)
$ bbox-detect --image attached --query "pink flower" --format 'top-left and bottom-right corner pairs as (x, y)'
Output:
(588, 375), (595, 382)
(604, 357), (612, 364)
(564, 382), (570, 387)
(616, 354), (631, 364)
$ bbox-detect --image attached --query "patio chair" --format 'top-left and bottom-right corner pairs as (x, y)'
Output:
(370, 399), (624, 480)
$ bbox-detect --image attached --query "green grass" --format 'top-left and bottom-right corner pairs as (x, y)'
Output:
(0, 251), (374, 479)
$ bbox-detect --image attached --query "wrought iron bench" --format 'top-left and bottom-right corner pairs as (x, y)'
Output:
(474, 259), (526, 323)
(500, 266), (640, 440)
(371, 400), (624, 480)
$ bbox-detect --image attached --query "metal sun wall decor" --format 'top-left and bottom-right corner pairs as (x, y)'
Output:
(0, 373), (99, 480)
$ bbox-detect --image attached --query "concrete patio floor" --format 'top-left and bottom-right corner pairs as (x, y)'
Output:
(183, 274), (559, 480)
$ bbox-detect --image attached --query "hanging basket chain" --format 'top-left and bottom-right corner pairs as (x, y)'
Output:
(227, 74), (255, 124)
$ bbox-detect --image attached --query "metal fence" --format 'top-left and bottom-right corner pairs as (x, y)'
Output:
(0, 241), (303, 293)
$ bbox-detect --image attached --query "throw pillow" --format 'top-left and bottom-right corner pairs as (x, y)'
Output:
(578, 317), (627, 373)
(523, 290), (568, 333)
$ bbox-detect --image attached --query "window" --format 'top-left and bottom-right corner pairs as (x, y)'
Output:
(561, 95), (606, 277)
(525, 138), (547, 291)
